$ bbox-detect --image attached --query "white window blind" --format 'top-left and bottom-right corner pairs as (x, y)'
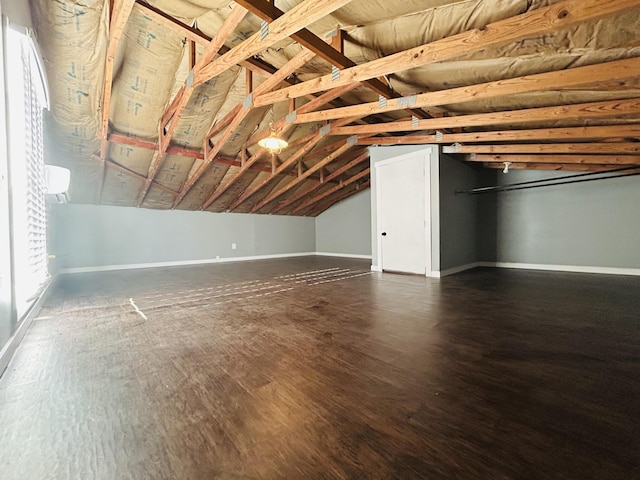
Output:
(7, 28), (48, 319)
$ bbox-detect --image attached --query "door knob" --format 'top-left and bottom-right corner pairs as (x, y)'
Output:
(381, 232), (387, 236)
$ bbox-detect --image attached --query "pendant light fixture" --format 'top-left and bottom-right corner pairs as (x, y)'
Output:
(258, 105), (288, 154)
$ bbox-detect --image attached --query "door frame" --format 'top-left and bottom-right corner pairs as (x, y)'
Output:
(374, 148), (433, 276)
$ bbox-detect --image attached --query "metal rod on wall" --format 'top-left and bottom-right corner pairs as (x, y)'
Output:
(457, 165), (640, 195)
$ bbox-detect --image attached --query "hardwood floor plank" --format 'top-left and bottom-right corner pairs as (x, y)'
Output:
(0, 258), (639, 479)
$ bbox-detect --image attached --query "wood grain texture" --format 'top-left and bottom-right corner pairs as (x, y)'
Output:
(355, 125), (640, 145)
(331, 98), (640, 136)
(469, 153), (640, 165)
(290, 57), (640, 124)
(1, 258), (639, 479)
(255, 0), (640, 105)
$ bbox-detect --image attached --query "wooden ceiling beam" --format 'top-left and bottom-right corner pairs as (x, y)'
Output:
(293, 58), (640, 124)
(106, 133), (303, 178)
(135, 5), (249, 207)
(234, 0), (431, 119)
(199, 88), (359, 211)
(482, 163), (640, 172)
(201, 131), (318, 210)
(226, 116), (358, 211)
(194, 0), (355, 87)
(468, 153), (640, 165)
(108, 133), (204, 159)
(134, 1), (280, 77)
(97, 0), (136, 202)
(172, 49), (316, 208)
(445, 142), (640, 155)
(272, 149), (369, 214)
(306, 180), (370, 217)
(245, 83), (359, 147)
(251, 139), (364, 212)
(92, 154), (178, 197)
(254, 0), (639, 106)
(290, 167), (370, 215)
(355, 125), (640, 145)
(331, 98), (640, 136)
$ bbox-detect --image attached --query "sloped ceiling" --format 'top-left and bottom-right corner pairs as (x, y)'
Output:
(31, 0), (640, 215)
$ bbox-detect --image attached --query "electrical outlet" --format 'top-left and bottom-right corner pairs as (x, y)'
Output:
(231, 243), (237, 250)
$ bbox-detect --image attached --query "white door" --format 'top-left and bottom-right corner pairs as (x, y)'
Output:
(377, 153), (428, 274)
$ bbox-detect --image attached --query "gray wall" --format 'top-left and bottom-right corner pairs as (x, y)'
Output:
(439, 154), (481, 271)
(478, 170), (640, 268)
(315, 189), (371, 256)
(369, 145), (440, 271)
(49, 204), (316, 270)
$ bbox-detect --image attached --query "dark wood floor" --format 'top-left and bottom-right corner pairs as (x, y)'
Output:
(1, 257), (639, 479)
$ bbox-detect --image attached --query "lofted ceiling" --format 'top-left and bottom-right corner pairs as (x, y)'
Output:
(31, 0), (640, 215)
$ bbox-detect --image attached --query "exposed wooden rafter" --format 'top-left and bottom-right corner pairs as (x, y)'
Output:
(468, 154), (640, 165)
(251, 141), (367, 213)
(483, 163), (640, 172)
(254, 0), (639, 106)
(194, 0), (356, 87)
(201, 131), (319, 211)
(290, 167), (370, 215)
(331, 98), (640, 136)
(97, 0), (136, 201)
(292, 58), (640, 125)
(355, 125), (640, 145)
(233, 0), (432, 119)
(171, 49), (317, 208)
(445, 143), (640, 155)
(307, 180), (370, 217)
(107, 133), (329, 180)
(134, 0), (282, 77)
(226, 116), (359, 211)
(134, 5), (249, 207)
(273, 149), (369, 214)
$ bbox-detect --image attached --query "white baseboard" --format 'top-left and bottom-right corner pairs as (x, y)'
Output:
(58, 255), (640, 278)
(59, 252), (317, 274)
(478, 261), (640, 277)
(316, 252), (372, 260)
(0, 276), (56, 378)
(439, 262), (483, 277)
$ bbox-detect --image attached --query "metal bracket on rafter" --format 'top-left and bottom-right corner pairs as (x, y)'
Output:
(378, 95), (387, 109)
(186, 70), (194, 89)
(411, 116), (419, 128)
(320, 124), (331, 137)
(331, 65), (340, 82)
(242, 92), (253, 109)
(442, 142), (462, 154)
(260, 20), (269, 41)
(347, 135), (358, 147)
(397, 95), (417, 108)
(285, 111), (297, 125)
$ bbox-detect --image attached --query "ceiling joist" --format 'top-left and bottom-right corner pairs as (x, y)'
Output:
(254, 0), (639, 106)
(445, 143), (640, 155)
(355, 125), (640, 145)
(332, 98), (640, 135)
(468, 154), (640, 165)
(273, 150), (369, 214)
(292, 58), (640, 125)
(290, 167), (370, 215)
(97, 0), (136, 201)
(233, 0), (432, 119)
